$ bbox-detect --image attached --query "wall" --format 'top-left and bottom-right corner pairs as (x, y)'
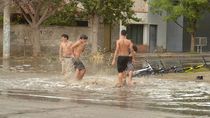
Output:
(148, 12), (167, 49)
(166, 17), (183, 52)
(117, 0), (167, 52)
(0, 25), (92, 56)
(132, 0), (148, 13)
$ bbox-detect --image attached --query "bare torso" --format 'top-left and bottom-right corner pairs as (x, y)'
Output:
(61, 41), (73, 57)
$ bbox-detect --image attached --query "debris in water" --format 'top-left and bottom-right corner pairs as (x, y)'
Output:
(196, 76), (203, 80)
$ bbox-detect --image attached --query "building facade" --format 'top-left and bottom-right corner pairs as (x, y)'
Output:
(117, 0), (167, 53)
(167, 13), (210, 52)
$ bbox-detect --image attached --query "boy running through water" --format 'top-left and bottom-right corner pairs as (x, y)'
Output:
(112, 30), (134, 87)
(71, 34), (88, 80)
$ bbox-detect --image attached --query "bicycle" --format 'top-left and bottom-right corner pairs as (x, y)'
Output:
(132, 59), (154, 77)
(172, 56), (209, 73)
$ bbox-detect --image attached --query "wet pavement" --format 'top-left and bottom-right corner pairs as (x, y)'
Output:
(0, 57), (210, 118)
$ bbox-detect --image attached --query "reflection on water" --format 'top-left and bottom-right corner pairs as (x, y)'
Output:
(0, 75), (210, 117)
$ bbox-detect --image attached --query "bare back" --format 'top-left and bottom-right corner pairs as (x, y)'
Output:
(117, 38), (132, 56)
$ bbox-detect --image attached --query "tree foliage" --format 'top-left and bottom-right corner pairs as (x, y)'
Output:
(150, 0), (210, 31)
(149, 0), (210, 52)
(13, 0), (78, 56)
(78, 0), (139, 24)
(13, 0), (138, 29)
(13, 0), (76, 27)
(75, 0), (139, 52)
(43, 1), (79, 26)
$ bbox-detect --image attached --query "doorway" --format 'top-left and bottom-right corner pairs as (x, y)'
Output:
(149, 25), (157, 52)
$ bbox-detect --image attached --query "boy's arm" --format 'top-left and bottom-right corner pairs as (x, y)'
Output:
(112, 41), (119, 66)
(68, 41), (73, 55)
(59, 44), (63, 61)
(129, 42), (135, 62)
(71, 40), (80, 57)
(132, 51), (136, 63)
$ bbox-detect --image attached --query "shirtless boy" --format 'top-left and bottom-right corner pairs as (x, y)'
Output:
(112, 30), (134, 87)
(71, 34), (88, 80)
(59, 34), (73, 76)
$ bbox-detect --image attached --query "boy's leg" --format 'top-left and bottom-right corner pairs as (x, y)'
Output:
(75, 69), (85, 80)
(75, 69), (80, 80)
(128, 71), (133, 86)
(77, 59), (86, 80)
(65, 58), (74, 79)
(78, 69), (86, 80)
(116, 72), (123, 87)
(122, 71), (127, 86)
(127, 61), (134, 86)
(61, 60), (65, 75)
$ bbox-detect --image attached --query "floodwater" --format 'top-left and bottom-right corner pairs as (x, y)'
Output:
(0, 58), (210, 118)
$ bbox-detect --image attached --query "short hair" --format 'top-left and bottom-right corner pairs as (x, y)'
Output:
(80, 34), (88, 40)
(121, 30), (127, 36)
(133, 45), (138, 52)
(61, 34), (69, 40)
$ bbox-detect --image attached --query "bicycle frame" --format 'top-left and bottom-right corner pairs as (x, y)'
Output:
(133, 60), (153, 77)
(173, 56), (208, 73)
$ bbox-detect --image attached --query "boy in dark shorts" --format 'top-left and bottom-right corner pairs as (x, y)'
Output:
(71, 34), (88, 80)
(112, 30), (134, 87)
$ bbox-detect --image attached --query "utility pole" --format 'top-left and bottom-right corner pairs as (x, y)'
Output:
(3, 0), (10, 59)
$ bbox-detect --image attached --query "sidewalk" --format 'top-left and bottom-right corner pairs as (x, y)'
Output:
(134, 52), (210, 68)
(136, 52), (210, 58)
(0, 52), (210, 59)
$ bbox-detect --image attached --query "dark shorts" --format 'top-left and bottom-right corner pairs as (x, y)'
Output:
(117, 56), (130, 73)
(72, 58), (85, 70)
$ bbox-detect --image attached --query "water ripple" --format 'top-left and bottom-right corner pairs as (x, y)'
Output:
(0, 75), (210, 116)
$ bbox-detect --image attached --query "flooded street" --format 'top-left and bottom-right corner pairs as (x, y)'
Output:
(0, 58), (210, 118)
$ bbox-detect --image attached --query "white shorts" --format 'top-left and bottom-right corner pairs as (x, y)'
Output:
(62, 57), (74, 78)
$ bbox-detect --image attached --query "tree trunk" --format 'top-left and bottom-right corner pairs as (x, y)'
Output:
(91, 15), (99, 53)
(3, 0), (10, 59)
(190, 32), (195, 52)
(31, 25), (41, 56)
